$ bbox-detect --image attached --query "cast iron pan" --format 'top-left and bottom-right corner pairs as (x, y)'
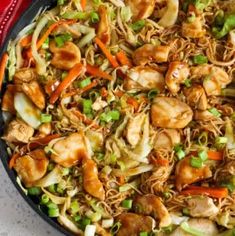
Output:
(0, 1), (72, 235)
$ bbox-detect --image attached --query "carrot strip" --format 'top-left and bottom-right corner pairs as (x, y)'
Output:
(9, 153), (20, 169)
(86, 64), (113, 81)
(101, 87), (108, 98)
(207, 150), (223, 161)
(81, 80), (98, 93)
(26, 19), (76, 58)
(20, 34), (32, 47)
(20, 134), (61, 155)
(0, 52), (9, 91)
(127, 97), (139, 112)
(114, 89), (124, 98)
(50, 63), (83, 104)
(116, 50), (132, 67)
(94, 37), (119, 68)
(181, 186), (228, 198)
(81, 0), (86, 10)
(73, 110), (100, 129)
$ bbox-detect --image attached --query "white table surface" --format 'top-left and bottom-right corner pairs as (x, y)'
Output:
(0, 161), (64, 236)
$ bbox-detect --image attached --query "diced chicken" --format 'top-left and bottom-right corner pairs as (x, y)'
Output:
(151, 97), (193, 129)
(13, 68), (37, 84)
(51, 132), (89, 167)
(187, 196), (219, 218)
(22, 80), (45, 110)
(133, 194), (171, 228)
(184, 85), (207, 110)
(194, 110), (218, 121)
(133, 44), (170, 66)
(154, 129), (181, 150)
(97, 5), (111, 45)
(82, 158), (105, 200)
(191, 64), (231, 96)
(49, 41), (81, 70)
(38, 123), (52, 136)
(170, 218), (218, 236)
(3, 119), (34, 143)
(175, 156), (212, 191)
(53, 23), (81, 38)
(126, 113), (145, 147)
(182, 17), (206, 38)
(2, 85), (17, 114)
(157, 0), (179, 27)
(165, 61), (190, 94)
(14, 149), (49, 187)
(116, 213), (155, 236)
(124, 66), (165, 92)
(125, 0), (155, 21)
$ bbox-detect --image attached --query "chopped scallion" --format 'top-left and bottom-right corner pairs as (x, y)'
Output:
(174, 144), (185, 160)
(48, 184), (56, 193)
(121, 199), (133, 209)
(148, 89), (159, 100)
(48, 207), (59, 217)
(78, 77), (91, 88)
(198, 150), (208, 161)
(110, 222), (122, 235)
(198, 131), (208, 146)
(184, 79), (192, 88)
(40, 113), (52, 123)
(100, 110), (120, 123)
(82, 99), (92, 114)
(42, 37), (49, 49)
(28, 187), (41, 196)
(131, 20), (145, 32)
(62, 11), (88, 20)
(190, 157), (203, 168)
(55, 33), (72, 47)
(80, 217), (91, 229)
(70, 200), (80, 215)
(62, 167), (70, 176)
(215, 137), (228, 144)
(139, 232), (148, 236)
(193, 55), (208, 65)
(90, 12), (100, 23)
(41, 194), (49, 205)
(74, 215), (81, 222)
(57, 0), (64, 5)
(208, 107), (221, 117)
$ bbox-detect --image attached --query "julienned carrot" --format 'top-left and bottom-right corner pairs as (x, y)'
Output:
(149, 156), (169, 166)
(27, 19), (76, 58)
(116, 50), (132, 67)
(94, 37), (119, 68)
(81, 80), (98, 93)
(181, 186), (228, 198)
(20, 134), (61, 155)
(50, 63), (83, 104)
(81, 0), (86, 10)
(207, 150), (223, 161)
(86, 64), (113, 81)
(73, 110), (100, 129)
(0, 52), (8, 91)
(20, 34), (33, 47)
(127, 97), (139, 112)
(9, 153), (20, 169)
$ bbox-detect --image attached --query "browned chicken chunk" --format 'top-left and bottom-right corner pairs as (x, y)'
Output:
(13, 68), (37, 84)
(133, 194), (171, 228)
(97, 5), (111, 45)
(184, 85), (207, 110)
(51, 132), (89, 167)
(3, 119), (34, 143)
(182, 17), (206, 38)
(49, 41), (81, 70)
(14, 149), (49, 187)
(133, 44), (170, 66)
(175, 156), (212, 191)
(116, 213), (155, 236)
(151, 97), (193, 129)
(22, 80), (45, 110)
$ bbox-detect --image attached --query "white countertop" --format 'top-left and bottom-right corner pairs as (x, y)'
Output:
(0, 161), (64, 236)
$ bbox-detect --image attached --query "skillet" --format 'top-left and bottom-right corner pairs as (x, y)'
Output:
(0, 0), (72, 235)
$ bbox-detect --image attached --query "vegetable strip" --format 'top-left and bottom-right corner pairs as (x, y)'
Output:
(116, 51), (132, 67)
(86, 64), (113, 81)
(9, 153), (20, 169)
(0, 52), (8, 91)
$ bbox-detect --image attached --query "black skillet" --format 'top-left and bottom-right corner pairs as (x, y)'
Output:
(0, 0), (72, 235)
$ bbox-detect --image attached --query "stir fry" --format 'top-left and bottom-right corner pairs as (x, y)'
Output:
(1, 0), (235, 235)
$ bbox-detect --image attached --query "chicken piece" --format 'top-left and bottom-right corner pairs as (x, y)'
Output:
(14, 149), (49, 187)
(82, 158), (105, 200)
(154, 129), (181, 150)
(134, 194), (171, 228)
(191, 64), (231, 96)
(49, 41), (81, 70)
(182, 17), (206, 38)
(194, 110), (218, 121)
(116, 213), (155, 236)
(53, 23), (81, 38)
(151, 97), (193, 129)
(126, 113), (145, 147)
(97, 5), (111, 45)
(2, 85), (17, 114)
(3, 119), (34, 143)
(38, 123), (52, 136)
(170, 218), (218, 236)
(157, 0), (179, 27)
(165, 61), (190, 94)
(175, 156), (212, 191)
(133, 44), (170, 66)
(22, 80), (45, 110)
(13, 68), (37, 84)
(125, 0), (155, 21)
(51, 132), (89, 167)
(184, 85), (207, 110)
(187, 196), (219, 218)
(124, 66), (165, 92)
